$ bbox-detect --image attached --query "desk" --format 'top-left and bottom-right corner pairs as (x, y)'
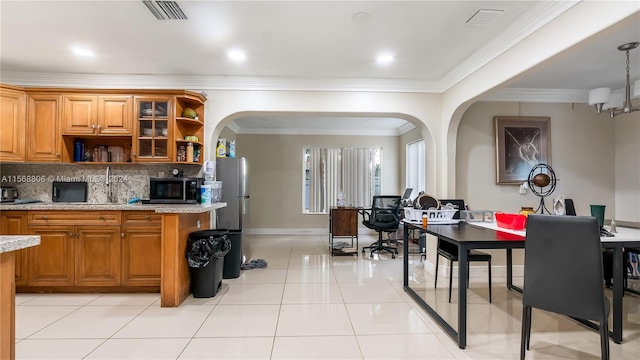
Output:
(402, 220), (640, 349)
(329, 207), (359, 256)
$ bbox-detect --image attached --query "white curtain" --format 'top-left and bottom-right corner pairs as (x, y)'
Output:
(325, 148), (341, 211)
(342, 148), (373, 208)
(308, 147), (324, 212)
(305, 147), (379, 212)
(406, 140), (425, 199)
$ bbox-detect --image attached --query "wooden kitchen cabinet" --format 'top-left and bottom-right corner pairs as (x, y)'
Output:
(26, 211), (122, 287)
(1, 211), (28, 285)
(98, 95), (133, 135)
(121, 226), (162, 286)
(26, 93), (62, 162)
(62, 94), (132, 136)
(27, 225), (75, 286)
(0, 85), (26, 162)
(121, 212), (161, 286)
(133, 97), (172, 162)
(62, 94), (97, 135)
(75, 226), (121, 286)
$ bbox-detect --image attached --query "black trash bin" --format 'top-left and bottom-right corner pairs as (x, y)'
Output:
(186, 230), (231, 298)
(222, 229), (243, 279)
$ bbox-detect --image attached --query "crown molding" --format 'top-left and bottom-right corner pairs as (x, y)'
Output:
(0, 71), (441, 93)
(234, 126), (403, 137)
(482, 88), (588, 103)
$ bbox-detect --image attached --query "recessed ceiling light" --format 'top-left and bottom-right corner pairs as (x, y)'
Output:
(376, 54), (394, 64)
(227, 49), (246, 62)
(352, 12), (371, 23)
(72, 47), (94, 57)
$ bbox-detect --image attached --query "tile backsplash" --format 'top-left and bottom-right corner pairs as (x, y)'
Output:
(0, 163), (201, 204)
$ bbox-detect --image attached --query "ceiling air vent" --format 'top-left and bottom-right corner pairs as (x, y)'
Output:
(466, 9), (504, 26)
(143, 1), (187, 20)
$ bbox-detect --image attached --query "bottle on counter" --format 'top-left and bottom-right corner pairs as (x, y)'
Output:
(228, 140), (236, 158)
(186, 142), (194, 162)
(177, 145), (186, 162)
(422, 214), (428, 227)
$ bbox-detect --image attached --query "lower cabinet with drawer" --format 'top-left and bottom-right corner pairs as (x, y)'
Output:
(121, 212), (162, 286)
(16, 210), (160, 291)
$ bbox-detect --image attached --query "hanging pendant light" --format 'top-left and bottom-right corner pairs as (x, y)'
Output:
(588, 42), (640, 118)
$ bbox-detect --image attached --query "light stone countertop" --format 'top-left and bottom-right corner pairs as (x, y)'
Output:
(0, 235), (41, 254)
(0, 202), (227, 214)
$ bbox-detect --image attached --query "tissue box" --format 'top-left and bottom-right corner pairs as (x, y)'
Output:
(495, 212), (527, 230)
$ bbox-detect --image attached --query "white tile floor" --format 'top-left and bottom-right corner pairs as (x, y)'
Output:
(14, 234), (640, 359)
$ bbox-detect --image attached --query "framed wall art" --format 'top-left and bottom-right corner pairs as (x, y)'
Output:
(495, 116), (550, 184)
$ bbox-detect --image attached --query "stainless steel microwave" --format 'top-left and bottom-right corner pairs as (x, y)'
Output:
(149, 177), (203, 204)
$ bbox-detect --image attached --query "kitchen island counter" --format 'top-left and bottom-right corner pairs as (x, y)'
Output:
(0, 202), (226, 213)
(1, 235), (41, 360)
(0, 204), (227, 307)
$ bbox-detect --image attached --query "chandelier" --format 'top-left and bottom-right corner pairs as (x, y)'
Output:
(588, 42), (640, 118)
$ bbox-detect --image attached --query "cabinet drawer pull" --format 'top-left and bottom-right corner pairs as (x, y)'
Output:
(145, 215), (150, 221)
(99, 216), (105, 220)
(42, 215), (48, 220)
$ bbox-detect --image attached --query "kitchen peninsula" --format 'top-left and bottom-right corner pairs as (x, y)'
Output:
(0, 202), (226, 307)
(1, 235), (40, 360)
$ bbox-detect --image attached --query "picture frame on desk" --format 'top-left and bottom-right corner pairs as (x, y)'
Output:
(495, 116), (550, 184)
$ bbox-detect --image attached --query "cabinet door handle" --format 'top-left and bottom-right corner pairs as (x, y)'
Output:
(55, 152), (60, 157)
(121, 232), (125, 238)
(91, 124), (95, 129)
(97, 124), (102, 132)
(68, 231), (73, 237)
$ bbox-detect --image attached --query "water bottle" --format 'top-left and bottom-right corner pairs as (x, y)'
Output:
(73, 140), (84, 162)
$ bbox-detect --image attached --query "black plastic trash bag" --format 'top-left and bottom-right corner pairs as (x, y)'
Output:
(186, 233), (232, 268)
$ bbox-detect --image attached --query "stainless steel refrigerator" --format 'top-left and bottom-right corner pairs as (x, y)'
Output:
(216, 157), (251, 263)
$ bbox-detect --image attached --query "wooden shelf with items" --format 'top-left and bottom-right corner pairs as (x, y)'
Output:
(174, 92), (205, 164)
(61, 136), (132, 163)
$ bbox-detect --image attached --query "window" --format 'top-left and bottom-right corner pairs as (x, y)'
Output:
(304, 147), (381, 213)
(406, 140), (425, 199)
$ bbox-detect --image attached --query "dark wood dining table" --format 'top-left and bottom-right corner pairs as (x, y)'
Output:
(402, 219), (640, 349)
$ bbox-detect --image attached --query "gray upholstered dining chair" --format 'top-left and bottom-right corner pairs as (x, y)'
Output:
(521, 214), (610, 360)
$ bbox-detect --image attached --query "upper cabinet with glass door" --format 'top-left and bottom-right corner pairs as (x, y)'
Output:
(133, 97), (172, 162)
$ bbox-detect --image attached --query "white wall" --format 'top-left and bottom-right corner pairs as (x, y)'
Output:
(614, 111), (640, 222)
(235, 133), (401, 231)
(457, 101), (617, 218)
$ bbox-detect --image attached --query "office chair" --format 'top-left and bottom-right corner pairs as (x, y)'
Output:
(434, 199), (492, 303)
(360, 195), (401, 259)
(521, 214), (610, 360)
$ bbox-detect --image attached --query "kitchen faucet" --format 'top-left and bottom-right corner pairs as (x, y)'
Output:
(106, 166), (113, 203)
